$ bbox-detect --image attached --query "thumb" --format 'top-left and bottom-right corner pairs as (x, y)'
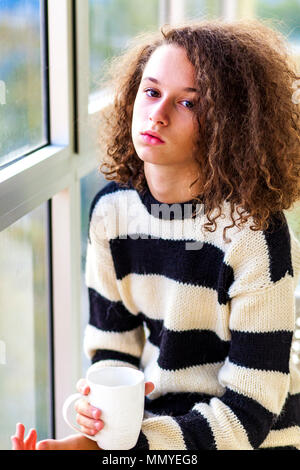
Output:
(145, 381), (155, 395)
(76, 378), (90, 395)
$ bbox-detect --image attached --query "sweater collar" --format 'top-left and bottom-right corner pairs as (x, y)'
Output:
(136, 179), (203, 220)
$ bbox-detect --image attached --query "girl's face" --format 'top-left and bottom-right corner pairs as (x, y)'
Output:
(131, 44), (200, 168)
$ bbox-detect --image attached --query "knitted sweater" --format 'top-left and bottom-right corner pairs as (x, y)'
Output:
(83, 180), (300, 450)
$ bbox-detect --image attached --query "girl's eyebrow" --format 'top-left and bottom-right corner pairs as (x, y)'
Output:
(142, 76), (199, 93)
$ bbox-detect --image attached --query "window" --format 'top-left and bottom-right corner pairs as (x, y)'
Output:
(80, 169), (106, 375)
(255, 0), (300, 41)
(0, 202), (52, 449)
(89, 0), (160, 96)
(0, 0), (48, 169)
(184, 0), (222, 20)
(255, 0), (300, 68)
(236, 1), (300, 254)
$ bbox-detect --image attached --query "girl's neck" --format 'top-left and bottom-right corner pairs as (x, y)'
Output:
(144, 162), (202, 204)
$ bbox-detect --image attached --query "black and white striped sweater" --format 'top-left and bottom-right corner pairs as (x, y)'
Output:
(83, 180), (300, 450)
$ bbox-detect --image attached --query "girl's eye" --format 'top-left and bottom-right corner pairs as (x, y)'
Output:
(181, 100), (194, 109)
(145, 88), (159, 98)
(144, 88), (194, 109)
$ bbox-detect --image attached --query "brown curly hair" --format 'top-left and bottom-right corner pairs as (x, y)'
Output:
(95, 18), (300, 242)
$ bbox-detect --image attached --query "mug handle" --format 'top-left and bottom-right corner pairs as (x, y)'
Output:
(62, 393), (99, 442)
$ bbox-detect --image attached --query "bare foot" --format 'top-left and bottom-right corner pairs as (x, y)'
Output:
(36, 434), (101, 450)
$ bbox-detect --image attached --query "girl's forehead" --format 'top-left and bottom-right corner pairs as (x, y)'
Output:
(144, 44), (191, 68)
(142, 44), (196, 86)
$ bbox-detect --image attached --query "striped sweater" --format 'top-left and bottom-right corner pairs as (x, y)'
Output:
(83, 180), (300, 450)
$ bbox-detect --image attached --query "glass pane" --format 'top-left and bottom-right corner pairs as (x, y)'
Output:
(80, 169), (107, 374)
(254, 0), (300, 288)
(0, 202), (51, 449)
(255, 0), (300, 41)
(89, 0), (160, 95)
(285, 202), (300, 244)
(0, 0), (47, 168)
(184, 0), (222, 20)
(250, 0), (300, 68)
(285, 202), (300, 291)
(287, 202), (300, 366)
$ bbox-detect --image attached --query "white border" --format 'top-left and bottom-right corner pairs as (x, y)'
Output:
(0, 0), (299, 440)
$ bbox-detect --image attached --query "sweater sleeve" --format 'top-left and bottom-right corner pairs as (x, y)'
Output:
(83, 203), (146, 372)
(132, 221), (300, 450)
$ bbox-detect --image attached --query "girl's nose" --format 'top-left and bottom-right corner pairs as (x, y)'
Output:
(149, 102), (169, 126)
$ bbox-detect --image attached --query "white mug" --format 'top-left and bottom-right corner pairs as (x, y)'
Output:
(62, 366), (145, 450)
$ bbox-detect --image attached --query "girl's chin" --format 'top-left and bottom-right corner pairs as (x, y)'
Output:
(136, 152), (167, 164)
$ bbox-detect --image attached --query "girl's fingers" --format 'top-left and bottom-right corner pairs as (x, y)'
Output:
(145, 382), (155, 395)
(76, 378), (89, 395)
(76, 413), (104, 434)
(30, 430), (37, 450)
(80, 425), (100, 437)
(76, 378), (86, 391)
(74, 398), (101, 420)
(16, 423), (25, 441)
(24, 429), (37, 450)
(12, 424), (37, 450)
(11, 436), (23, 450)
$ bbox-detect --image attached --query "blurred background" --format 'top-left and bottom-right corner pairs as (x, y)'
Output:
(0, 0), (300, 450)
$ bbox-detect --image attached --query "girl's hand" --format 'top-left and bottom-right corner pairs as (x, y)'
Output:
(74, 378), (155, 436)
(11, 422), (100, 450)
(11, 423), (37, 450)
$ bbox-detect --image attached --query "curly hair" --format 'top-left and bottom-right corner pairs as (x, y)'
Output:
(95, 18), (300, 243)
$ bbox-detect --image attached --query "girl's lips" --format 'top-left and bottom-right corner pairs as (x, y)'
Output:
(141, 133), (165, 145)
